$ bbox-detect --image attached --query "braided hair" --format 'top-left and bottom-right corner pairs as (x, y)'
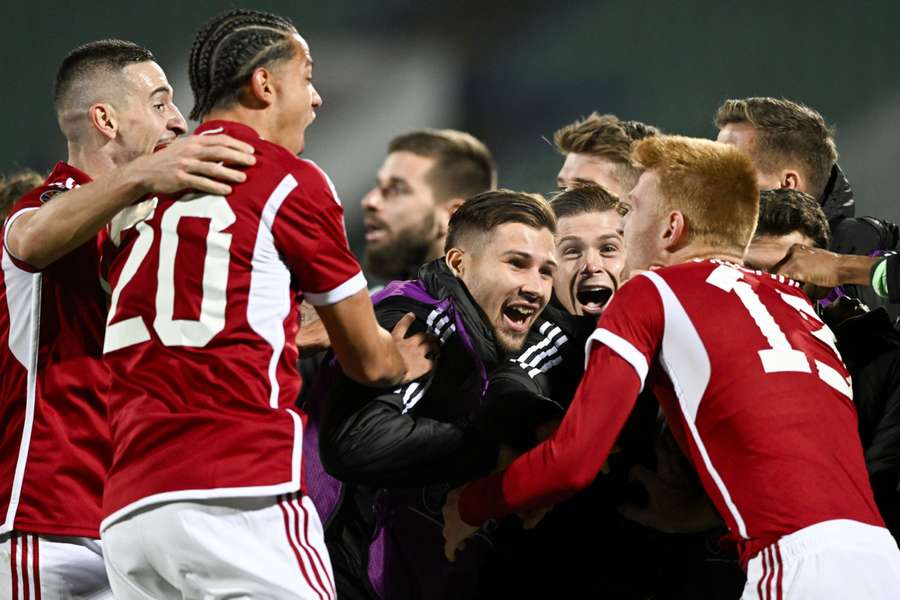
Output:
(189, 9), (298, 121)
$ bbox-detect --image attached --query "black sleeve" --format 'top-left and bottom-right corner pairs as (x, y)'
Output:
(318, 305), (497, 488)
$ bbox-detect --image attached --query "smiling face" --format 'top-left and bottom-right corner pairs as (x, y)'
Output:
(453, 222), (557, 354)
(114, 61), (187, 162)
(554, 209), (625, 316)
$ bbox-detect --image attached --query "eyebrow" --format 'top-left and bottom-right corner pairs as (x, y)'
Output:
(558, 232), (622, 245)
(148, 85), (172, 99)
(502, 250), (559, 269)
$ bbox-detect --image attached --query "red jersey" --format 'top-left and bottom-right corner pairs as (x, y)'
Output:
(461, 260), (882, 566)
(101, 121), (366, 529)
(0, 162), (111, 538)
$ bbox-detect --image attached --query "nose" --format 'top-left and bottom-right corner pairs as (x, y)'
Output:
(582, 248), (603, 274)
(169, 105), (188, 136)
(311, 85), (323, 109)
(361, 188), (380, 211)
(520, 268), (547, 305)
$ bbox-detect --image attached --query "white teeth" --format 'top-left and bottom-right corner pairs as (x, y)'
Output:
(509, 306), (534, 317)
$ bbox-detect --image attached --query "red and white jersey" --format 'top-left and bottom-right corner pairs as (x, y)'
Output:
(592, 260), (881, 563)
(460, 259), (882, 568)
(0, 162), (111, 538)
(101, 120), (366, 528)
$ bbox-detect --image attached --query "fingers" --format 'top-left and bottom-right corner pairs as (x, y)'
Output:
(391, 312), (417, 339)
(183, 159), (249, 184)
(175, 174), (233, 197)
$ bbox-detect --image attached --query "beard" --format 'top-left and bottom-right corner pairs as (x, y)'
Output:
(364, 213), (440, 281)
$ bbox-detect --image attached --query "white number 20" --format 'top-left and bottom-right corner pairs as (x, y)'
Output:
(706, 265), (852, 400)
(104, 195), (235, 353)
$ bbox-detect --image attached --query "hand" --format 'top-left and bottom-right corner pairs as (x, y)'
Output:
(442, 487), (479, 563)
(296, 301), (331, 354)
(773, 244), (846, 289)
(391, 312), (438, 383)
(618, 431), (721, 533)
(126, 134), (256, 196)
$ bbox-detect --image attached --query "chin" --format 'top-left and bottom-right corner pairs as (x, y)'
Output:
(495, 330), (528, 355)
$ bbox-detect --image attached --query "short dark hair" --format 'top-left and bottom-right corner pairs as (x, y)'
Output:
(755, 189), (830, 249)
(189, 9), (298, 120)
(550, 184), (620, 220)
(388, 129), (497, 203)
(554, 113), (660, 193)
(0, 169), (44, 221)
(445, 189), (556, 252)
(714, 97), (837, 199)
(54, 39), (154, 110)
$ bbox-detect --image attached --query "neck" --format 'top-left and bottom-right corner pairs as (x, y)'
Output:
(664, 244), (744, 267)
(206, 105), (279, 147)
(66, 139), (119, 178)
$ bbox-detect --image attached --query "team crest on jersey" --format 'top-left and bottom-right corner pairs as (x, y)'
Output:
(39, 177), (78, 203)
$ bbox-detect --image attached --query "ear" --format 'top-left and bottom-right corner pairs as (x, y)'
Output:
(445, 247), (465, 277)
(88, 103), (117, 141)
(661, 210), (687, 250)
(780, 170), (801, 190)
(246, 66), (275, 107)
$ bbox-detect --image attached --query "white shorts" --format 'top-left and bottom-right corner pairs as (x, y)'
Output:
(742, 519), (900, 599)
(102, 492), (335, 600)
(0, 533), (111, 600)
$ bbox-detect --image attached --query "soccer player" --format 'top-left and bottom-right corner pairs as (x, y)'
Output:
(1, 40), (253, 598)
(554, 112), (659, 196)
(362, 129), (496, 283)
(99, 9), (432, 598)
(308, 190), (557, 600)
(444, 135), (900, 598)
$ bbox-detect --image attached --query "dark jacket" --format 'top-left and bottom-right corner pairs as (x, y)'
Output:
(820, 165), (900, 323)
(829, 306), (900, 540)
(304, 259), (504, 600)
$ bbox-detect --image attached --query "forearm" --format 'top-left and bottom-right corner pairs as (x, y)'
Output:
(8, 167), (144, 269)
(460, 351), (641, 525)
(320, 381), (496, 487)
(835, 254), (882, 286)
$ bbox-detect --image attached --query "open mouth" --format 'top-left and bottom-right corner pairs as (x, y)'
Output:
(502, 303), (537, 333)
(575, 286), (613, 315)
(365, 222), (388, 243)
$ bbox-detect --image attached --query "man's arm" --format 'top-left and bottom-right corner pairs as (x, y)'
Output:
(6, 135), (255, 269)
(319, 309), (496, 487)
(442, 347), (642, 560)
(315, 293), (433, 387)
(773, 243), (885, 290)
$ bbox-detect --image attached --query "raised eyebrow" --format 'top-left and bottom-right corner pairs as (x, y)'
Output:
(149, 85), (172, 99)
(558, 235), (586, 245)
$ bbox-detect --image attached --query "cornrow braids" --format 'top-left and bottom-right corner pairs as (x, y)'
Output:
(189, 9), (298, 120)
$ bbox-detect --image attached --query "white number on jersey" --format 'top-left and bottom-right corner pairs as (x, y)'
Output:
(706, 265), (852, 399)
(104, 195), (235, 353)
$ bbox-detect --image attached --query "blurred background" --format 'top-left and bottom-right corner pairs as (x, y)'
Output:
(3, 0), (899, 255)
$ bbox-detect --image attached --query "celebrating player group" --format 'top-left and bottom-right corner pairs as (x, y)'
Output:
(2, 7), (900, 600)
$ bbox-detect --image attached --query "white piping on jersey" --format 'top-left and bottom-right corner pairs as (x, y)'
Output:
(3, 207), (40, 263)
(304, 272), (367, 307)
(515, 321), (567, 378)
(248, 174), (298, 409)
(1, 251), (41, 534)
(585, 328), (649, 391)
(641, 270), (749, 539)
(199, 127), (225, 136)
(398, 376), (434, 414)
(101, 408), (304, 531)
(425, 307), (457, 343)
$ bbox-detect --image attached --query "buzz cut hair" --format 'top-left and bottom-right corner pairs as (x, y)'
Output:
(445, 189), (556, 252)
(54, 39), (155, 112)
(714, 97), (838, 199)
